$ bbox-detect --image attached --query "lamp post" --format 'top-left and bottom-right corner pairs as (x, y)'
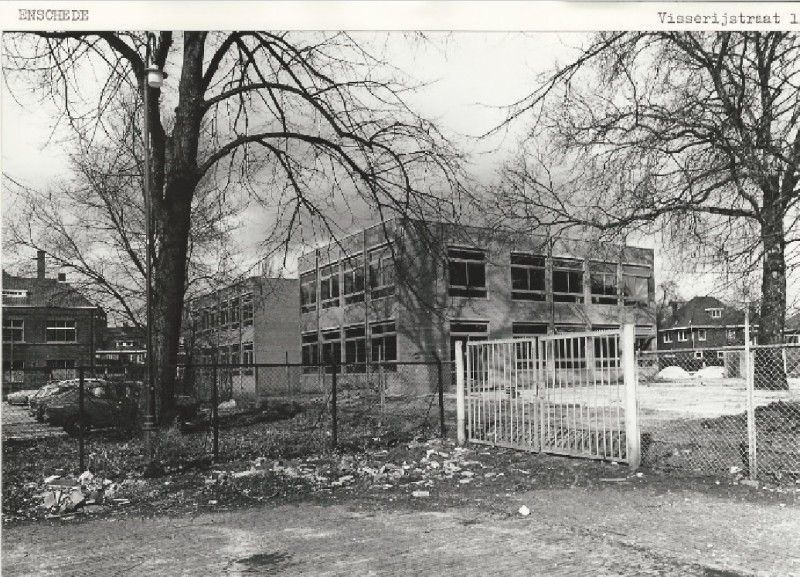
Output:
(142, 32), (164, 466)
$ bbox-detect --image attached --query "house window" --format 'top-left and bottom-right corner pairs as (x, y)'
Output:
(219, 299), (229, 327)
(344, 325), (367, 372)
(301, 332), (319, 373)
(242, 293), (254, 326)
(698, 329), (707, 341)
(320, 263), (340, 309)
(209, 304), (218, 328)
(342, 255), (366, 305)
(552, 258), (584, 303)
(677, 330), (688, 342)
(369, 245), (395, 300)
(717, 351), (725, 359)
(694, 351), (704, 359)
(449, 320), (489, 361)
(510, 253), (546, 301)
(2, 289), (28, 298)
(242, 342), (254, 375)
(46, 319), (76, 343)
(727, 329), (737, 341)
(230, 297), (240, 329)
(370, 320), (397, 364)
(47, 359), (76, 380)
(708, 308), (722, 319)
(512, 322), (548, 338)
(300, 272), (317, 313)
(321, 328), (342, 367)
(663, 333), (672, 344)
(623, 265), (651, 306)
(590, 261), (618, 305)
(3, 319), (24, 343)
(448, 247), (487, 298)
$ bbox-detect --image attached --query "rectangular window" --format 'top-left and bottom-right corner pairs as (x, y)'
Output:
(230, 297), (240, 329)
(342, 255), (365, 305)
(727, 329), (737, 341)
(677, 330), (688, 342)
(369, 246), (395, 300)
(46, 319), (76, 343)
(449, 320), (489, 361)
(301, 333), (319, 373)
(3, 319), (24, 343)
(344, 325), (367, 372)
(590, 261), (618, 305)
(512, 322), (548, 338)
(698, 329), (707, 342)
(663, 333), (672, 344)
(370, 320), (397, 364)
(510, 253), (546, 301)
(321, 328), (342, 367)
(242, 293), (254, 327)
(717, 350), (725, 359)
(320, 263), (340, 309)
(47, 359), (76, 380)
(219, 299), (229, 327)
(552, 258), (584, 303)
(209, 304), (218, 328)
(300, 272), (317, 313)
(242, 342), (254, 375)
(448, 247), (487, 298)
(2, 289), (28, 298)
(694, 350), (704, 359)
(623, 264), (651, 306)
(709, 308), (722, 319)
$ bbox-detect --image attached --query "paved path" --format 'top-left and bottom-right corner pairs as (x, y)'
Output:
(2, 403), (65, 441)
(4, 484), (799, 576)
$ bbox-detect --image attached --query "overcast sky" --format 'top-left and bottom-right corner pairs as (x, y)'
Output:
(1, 27), (795, 307)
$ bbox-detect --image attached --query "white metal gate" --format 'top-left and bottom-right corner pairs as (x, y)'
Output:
(459, 325), (640, 466)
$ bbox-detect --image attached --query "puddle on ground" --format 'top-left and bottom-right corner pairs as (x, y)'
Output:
(226, 552), (292, 574)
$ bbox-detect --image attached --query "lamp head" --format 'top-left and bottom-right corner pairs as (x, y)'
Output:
(146, 66), (164, 89)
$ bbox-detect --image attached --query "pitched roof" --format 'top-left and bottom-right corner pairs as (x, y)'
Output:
(663, 296), (744, 329)
(2, 270), (98, 309)
(786, 312), (800, 333)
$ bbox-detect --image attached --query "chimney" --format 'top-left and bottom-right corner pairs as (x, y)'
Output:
(36, 251), (46, 280)
(669, 300), (680, 317)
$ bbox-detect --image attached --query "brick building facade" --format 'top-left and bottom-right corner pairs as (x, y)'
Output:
(298, 219), (656, 392)
(2, 253), (106, 391)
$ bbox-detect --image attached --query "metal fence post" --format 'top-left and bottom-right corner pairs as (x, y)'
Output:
(622, 324), (641, 470)
(331, 361), (338, 449)
(744, 310), (757, 480)
(437, 358), (446, 438)
(78, 365), (85, 472)
(455, 341), (465, 446)
(212, 360), (219, 460)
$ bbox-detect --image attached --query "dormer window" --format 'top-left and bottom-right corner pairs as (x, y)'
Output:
(707, 308), (722, 319)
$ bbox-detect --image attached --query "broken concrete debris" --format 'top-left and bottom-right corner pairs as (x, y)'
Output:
(38, 471), (119, 515)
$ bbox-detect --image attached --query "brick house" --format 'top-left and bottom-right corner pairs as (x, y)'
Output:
(2, 252), (106, 393)
(298, 219), (656, 393)
(95, 325), (146, 378)
(182, 276), (300, 402)
(657, 296), (755, 370)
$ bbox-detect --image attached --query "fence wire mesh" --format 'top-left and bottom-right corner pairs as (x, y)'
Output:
(3, 361), (455, 479)
(637, 345), (800, 483)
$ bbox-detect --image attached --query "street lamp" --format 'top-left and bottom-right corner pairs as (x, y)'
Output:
(142, 32), (163, 468)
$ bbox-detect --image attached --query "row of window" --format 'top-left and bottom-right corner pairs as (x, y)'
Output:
(193, 293), (254, 332)
(662, 328), (739, 344)
(196, 341), (255, 365)
(300, 247), (651, 312)
(302, 320), (397, 372)
(301, 246), (395, 312)
(2, 319), (76, 343)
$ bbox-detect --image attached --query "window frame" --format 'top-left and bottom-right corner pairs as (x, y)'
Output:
(300, 271), (317, 313)
(368, 245), (396, 300)
(46, 319), (77, 343)
(697, 329), (707, 342)
(510, 253), (546, 301)
(342, 254), (366, 306)
(370, 320), (397, 366)
(344, 324), (367, 372)
(320, 263), (341, 309)
(677, 330), (688, 342)
(241, 292), (254, 327)
(551, 258), (584, 303)
(662, 333), (672, 344)
(694, 350), (704, 359)
(622, 264), (651, 307)
(301, 332), (319, 373)
(448, 247), (488, 298)
(589, 261), (618, 305)
(2, 318), (24, 343)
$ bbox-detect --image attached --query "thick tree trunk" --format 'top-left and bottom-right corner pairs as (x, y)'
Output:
(150, 32), (207, 422)
(755, 196), (788, 390)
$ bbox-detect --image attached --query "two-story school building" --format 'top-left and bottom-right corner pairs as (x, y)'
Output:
(297, 219), (656, 393)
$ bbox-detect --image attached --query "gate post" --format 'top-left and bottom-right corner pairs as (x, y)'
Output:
(455, 341), (466, 446)
(622, 324), (641, 470)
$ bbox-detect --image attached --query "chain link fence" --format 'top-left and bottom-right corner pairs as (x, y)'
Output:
(3, 361), (456, 479)
(637, 345), (800, 483)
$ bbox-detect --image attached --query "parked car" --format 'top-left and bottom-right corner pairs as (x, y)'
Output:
(29, 378), (107, 422)
(45, 381), (139, 436)
(6, 389), (41, 406)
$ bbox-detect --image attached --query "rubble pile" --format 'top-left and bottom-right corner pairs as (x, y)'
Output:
(38, 470), (126, 518)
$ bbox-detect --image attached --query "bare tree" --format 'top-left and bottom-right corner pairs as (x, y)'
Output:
(489, 32), (800, 360)
(4, 32), (465, 418)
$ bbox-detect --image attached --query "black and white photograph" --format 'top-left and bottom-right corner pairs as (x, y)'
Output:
(1, 2), (799, 574)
